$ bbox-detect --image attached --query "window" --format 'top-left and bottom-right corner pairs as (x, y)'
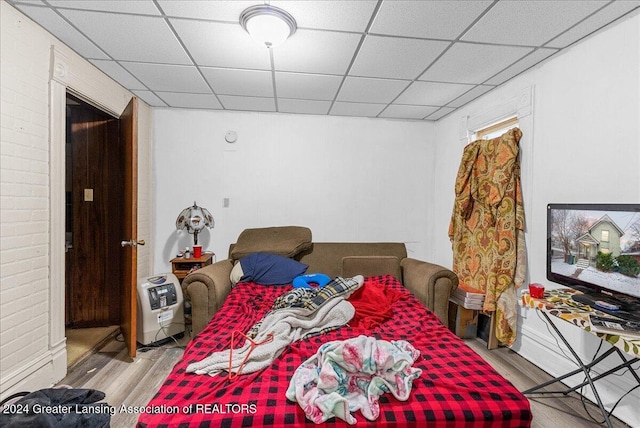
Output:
(475, 116), (519, 141)
(601, 230), (609, 242)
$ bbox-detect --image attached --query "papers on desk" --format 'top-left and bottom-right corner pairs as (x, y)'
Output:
(453, 286), (485, 310)
(588, 315), (640, 339)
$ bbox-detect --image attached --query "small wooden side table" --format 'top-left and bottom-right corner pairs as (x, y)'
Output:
(170, 252), (214, 281)
(448, 296), (478, 339)
(447, 296), (498, 349)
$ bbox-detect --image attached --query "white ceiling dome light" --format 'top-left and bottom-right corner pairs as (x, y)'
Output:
(240, 5), (297, 48)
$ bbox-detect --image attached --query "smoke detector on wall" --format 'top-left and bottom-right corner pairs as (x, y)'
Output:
(225, 131), (238, 143)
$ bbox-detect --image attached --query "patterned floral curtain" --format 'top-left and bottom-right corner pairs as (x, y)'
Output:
(448, 128), (527, 345)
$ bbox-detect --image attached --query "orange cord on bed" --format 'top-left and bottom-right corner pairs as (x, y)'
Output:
(227, 330), (274, 381)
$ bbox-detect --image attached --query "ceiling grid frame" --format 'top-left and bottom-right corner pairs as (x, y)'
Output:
(9, 0), (639, 121)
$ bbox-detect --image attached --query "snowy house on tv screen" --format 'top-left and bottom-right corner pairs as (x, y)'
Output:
(575, 214), (624, 260)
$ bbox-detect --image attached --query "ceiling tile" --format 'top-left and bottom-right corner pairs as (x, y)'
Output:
(337, 77), (409, 104)
(218, 95), (276, 112)
(11, 0), (637, 118)
(48, 0), (161, 15)
(202, 68), (273, 97)
(11, 0), (46, 5)
(270, 0), (377, 32)
(426, 107), (456, 121)
(447, 85), (495, 108)
(13, 4), (109, 59)
(484, 48), (558, 86)
(350, 35), (450, 80)
(89, 60), (146, 90)
(121, 63), (210, 93)
(462, 0), (608, 46)
(419, 42), (532, 84)
(170, 19), (270, 69)
(546, 1), (640, 48)
(275, 72), (342, 100)
(132, 90), (167, 107)
(330, 102), (386, 117)
(395, 81), (474, 106)
(278, 98), (331, 115)
(156, 0), (256, 21)
(157, 92), (222, 109)
(58, 9), (191, 64)
(379, 104), (439, 120)
(371, 0), (493, 39)
(273, 29), (362, 75)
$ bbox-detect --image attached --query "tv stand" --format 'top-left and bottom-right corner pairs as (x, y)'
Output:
(571, 290), (640, 323)
(522, 288), (640, 428)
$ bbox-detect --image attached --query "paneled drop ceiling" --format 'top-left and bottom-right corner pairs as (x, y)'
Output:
(9, 0), (640, 121)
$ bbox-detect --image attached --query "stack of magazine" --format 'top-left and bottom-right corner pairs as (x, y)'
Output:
(452, 286), (485, 310)
(588, 314), (640, 339)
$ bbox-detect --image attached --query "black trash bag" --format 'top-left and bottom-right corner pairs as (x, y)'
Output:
(0, 388), (111, 427)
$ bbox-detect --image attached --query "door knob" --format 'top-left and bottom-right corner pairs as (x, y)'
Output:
(121, 239), (146, 247)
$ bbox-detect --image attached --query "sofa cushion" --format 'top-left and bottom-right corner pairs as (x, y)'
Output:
(231, 226), (312, 260)
(239, 253), (308, 285)
(297, 243), (407, 279)
(342, 256), (401, 280)
(229, 261), (244, 286)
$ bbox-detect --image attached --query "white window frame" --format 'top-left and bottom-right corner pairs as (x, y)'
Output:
(474, 116), (520, 141)
(459, 85), (533, 145)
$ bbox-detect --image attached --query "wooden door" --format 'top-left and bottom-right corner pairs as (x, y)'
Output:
(120, 97), (138, 359)
(66, 101), (123, 327)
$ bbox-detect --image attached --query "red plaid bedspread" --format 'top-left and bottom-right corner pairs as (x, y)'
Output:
(137, 276), (531, 427)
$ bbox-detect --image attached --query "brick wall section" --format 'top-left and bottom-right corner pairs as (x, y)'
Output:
(1, 3), (54, 379)
(1, 2), (153, 393)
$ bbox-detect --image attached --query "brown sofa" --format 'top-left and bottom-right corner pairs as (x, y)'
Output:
(182, 226), (459, 335)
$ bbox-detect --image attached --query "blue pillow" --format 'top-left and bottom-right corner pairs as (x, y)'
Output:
(239, 253), (308, 285)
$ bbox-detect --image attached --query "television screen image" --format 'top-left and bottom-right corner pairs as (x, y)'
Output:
(547, 204), (640, 320)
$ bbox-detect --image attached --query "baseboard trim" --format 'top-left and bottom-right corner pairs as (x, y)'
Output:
(0, 343), (67, 400)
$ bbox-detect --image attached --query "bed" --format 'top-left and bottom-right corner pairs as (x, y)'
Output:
(137, 275), (531, 427)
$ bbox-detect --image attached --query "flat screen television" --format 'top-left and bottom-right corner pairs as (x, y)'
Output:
(547, 203), (640, 321)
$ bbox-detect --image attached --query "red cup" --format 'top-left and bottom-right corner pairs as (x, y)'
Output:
(528, 283), (545, 299)
(192, 245), (202, 258)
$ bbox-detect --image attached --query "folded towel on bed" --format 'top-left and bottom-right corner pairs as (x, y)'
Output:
(286, 335), (422, 425)
(186, 276), (364, 377)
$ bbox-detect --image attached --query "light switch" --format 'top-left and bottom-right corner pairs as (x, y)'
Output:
(84, 188), (94, 202)
(224, 198), (229, 208)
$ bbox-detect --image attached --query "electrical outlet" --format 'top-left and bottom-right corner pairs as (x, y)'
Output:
(224, 198), (229, 208)
(84, 188), (94, 202)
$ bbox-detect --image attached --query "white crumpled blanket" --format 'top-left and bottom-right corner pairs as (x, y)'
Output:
(286, 335), (422, 424)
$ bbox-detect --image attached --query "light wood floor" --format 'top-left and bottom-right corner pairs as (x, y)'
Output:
(58, 335), (631, 427)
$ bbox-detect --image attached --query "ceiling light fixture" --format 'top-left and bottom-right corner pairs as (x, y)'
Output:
(240, 4), (297, 48)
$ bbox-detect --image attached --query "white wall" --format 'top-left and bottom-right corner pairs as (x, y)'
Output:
(434, 12), (640, 426)
(152, 110), (435, 272)
(4, 0), (638, 423)
(0, 2), (153, 398)
(151, 13), (639, 424)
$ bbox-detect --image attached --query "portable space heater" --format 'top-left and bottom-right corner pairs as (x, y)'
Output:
(136, 273), (184, 346)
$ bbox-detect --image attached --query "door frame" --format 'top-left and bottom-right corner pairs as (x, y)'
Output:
(49, 46), (140, 372)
